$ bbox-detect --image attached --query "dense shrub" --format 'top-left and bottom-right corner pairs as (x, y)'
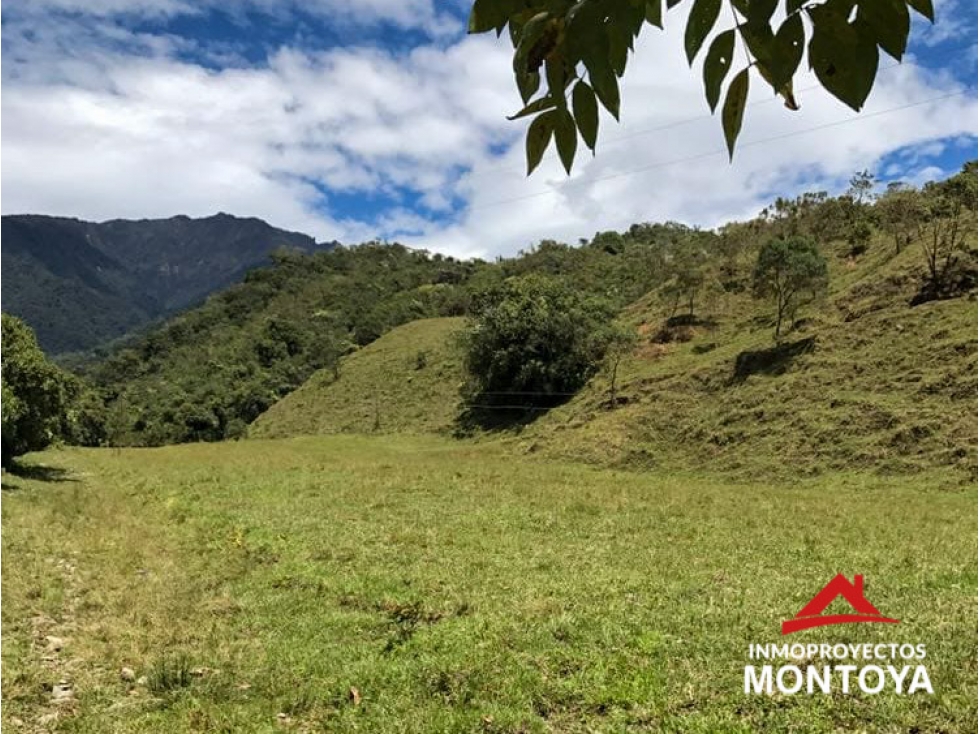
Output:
(461, 274), (616, 410)
(2, 315), (75, 464)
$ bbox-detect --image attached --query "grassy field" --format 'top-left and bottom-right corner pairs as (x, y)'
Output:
(2, 435), (976, 732)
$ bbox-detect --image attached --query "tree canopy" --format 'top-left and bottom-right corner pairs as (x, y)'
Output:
(468, 0), (935, 173)
(461, 274), (617, 412)
(752, 236), (828, 338)
(2, 314), (75, 466)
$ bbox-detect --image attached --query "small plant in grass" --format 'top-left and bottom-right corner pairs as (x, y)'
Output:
(147, 654), (194, 695)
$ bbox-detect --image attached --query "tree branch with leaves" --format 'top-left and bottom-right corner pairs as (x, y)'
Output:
(468, 0), (935, 174)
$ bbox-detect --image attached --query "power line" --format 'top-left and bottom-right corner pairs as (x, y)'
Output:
(466, 90), (972, 212)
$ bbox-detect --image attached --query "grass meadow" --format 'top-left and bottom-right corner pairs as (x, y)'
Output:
(2, 435), (976, 732)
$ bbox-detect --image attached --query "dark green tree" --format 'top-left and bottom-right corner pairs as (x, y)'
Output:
(462, 274), (615, 408)
(876, 183), (926, 254)
(2, 314), (74, 466)
(752, 237), (829, 339)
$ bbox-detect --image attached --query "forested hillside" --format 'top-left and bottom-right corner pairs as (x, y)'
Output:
(53, 164), (978, 477)
(81, 246), (484, 445)
(1, 213), (330, 354)
(255, 166), (978, 481)
(77, 223), (720, 446)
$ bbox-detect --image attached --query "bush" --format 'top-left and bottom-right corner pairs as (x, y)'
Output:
(2, 314), (75, 465)
(461, 275), (615, 410)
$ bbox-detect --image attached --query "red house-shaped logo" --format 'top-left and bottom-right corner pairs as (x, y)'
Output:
(782, 574), (899, 635)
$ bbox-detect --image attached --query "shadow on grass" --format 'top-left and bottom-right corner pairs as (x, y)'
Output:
(2, 461), (79, 489)
(453, 392), (570, 434)
(731, 336), (816, 383)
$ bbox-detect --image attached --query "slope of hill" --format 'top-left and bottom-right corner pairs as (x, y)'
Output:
(519, 234), (977, 482)
(250, 227), (977, 483)
(77, 222), (709, 446)
(1, 213), (328, 354)
(86, 248), (481, 446)
(250, 317), (466, 438)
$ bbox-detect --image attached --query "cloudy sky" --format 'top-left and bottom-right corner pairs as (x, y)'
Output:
(2, 0), (976, 258)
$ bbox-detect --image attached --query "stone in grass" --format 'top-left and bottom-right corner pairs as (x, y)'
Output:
(51, 681), (74, 704)
(120, 667), (136, 682)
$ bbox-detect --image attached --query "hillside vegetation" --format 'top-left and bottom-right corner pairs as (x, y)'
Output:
(1, 213), (327, 354)
(45, 163), (976, 486)
(523, 230), (976, 482)
(81, 246), (482, 446)
(252, 174), (977, 483)
(77, 222), (714, 446)
(252, 318), (466, 438)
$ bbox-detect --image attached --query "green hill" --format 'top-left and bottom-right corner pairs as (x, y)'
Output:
(72, 164), (976, 479)
(520, 233), (977, 482)
(250, 317), (467, 438)
(250, 226), (976, 483)
(81, 245), (482, 446)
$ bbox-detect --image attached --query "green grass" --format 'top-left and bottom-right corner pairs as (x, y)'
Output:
(3, 436), (976, 732)
(251, 317), (466, 439)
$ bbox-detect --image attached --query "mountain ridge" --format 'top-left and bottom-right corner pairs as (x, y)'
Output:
(1, 212), (335, 354)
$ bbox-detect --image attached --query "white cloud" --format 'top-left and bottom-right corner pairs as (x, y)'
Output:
(2, 7), (976, 260)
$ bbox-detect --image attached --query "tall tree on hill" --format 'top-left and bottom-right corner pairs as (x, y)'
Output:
(462, 274), (615, 411)
(752, 237), (828, 339)
(876, 183), (926, 254)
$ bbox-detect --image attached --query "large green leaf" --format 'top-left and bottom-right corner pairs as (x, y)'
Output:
(703, 29), (735, 112)
(722, 68), (749, 160)
(572, 81), (600, 152)
(515, 12), (555, 74)
(468, 0), (522, 34)
(508, 95), (559, 120)
(545, 56), (569, 106)
(745, 0), (778, 26)
(858, 0), (910, 60)
(906, 0), (934, 22)
(645, 0), (663, 29)
(526, 110), (557, 175)
(607, 22), (630, 76)
(555, 108), (578, 174)
(768, 12), (804, 90)
(808, 6), (879, 111)
(685, 0), (722, 64)
(608, 0), (645, 45)
(587, 58), (621, 120)
(516, 70), (541, 104)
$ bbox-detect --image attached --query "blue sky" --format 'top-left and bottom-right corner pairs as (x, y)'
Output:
(2, 0), (976, 257)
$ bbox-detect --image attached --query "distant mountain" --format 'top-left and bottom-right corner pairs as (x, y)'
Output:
(1, 213), (334, 354)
